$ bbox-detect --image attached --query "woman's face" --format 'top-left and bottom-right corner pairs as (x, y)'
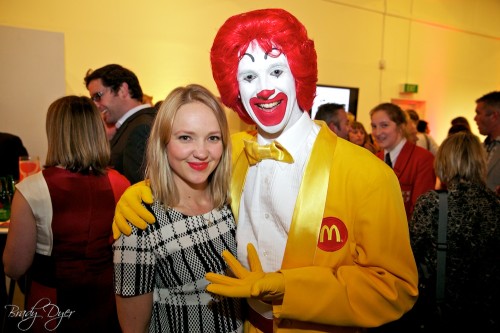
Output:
(167, 101), (223, 190)
(370, 110), (404, 151)
(348, 128), (365, 146)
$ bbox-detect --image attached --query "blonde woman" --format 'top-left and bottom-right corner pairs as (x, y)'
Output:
(113, 84), (243, 333)
(348, 120), (378, 153)
(409, 132), (500, 330)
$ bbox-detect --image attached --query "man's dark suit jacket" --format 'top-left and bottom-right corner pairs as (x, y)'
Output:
(0, 132), (28, 181)
(109, 107), (156, 184)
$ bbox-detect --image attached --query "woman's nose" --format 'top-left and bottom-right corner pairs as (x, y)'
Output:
(193, 142), (208, 159)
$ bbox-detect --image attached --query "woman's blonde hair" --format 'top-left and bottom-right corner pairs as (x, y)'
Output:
(45, 96), (110, 175)
(435, 132), (487, 186)
(145, 84), (231, 208)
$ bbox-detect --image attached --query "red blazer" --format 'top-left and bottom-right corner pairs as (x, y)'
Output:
(377, 141), (435, 220)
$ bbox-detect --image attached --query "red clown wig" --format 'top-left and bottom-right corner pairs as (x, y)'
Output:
(210, 8), (318, 124)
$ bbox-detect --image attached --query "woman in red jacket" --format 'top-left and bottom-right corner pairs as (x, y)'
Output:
(370, 103), (436, 220)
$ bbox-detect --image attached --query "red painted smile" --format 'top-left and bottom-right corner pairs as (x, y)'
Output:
(250, 92), (288, 126)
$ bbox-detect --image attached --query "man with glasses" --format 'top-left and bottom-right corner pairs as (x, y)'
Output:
(85, 64), (156, 184)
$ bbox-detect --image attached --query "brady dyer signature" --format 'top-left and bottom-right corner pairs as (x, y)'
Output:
(5, 298), (75, 331)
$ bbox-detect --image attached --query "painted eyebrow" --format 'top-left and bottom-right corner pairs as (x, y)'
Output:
(264, 48), (280, 59)
(242, 53), (255, 62)
(242, 48), (281, 62)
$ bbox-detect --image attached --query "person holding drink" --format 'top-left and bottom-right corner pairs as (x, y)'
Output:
(3, 95), (129, 332)
(18, 155), (41, 181)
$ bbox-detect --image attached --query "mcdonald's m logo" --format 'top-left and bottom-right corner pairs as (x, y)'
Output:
(317, 217), (348, 252)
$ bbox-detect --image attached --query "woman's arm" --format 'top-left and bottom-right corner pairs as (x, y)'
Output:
(3, 191), (37, 280)
(116, 292), (153, 333)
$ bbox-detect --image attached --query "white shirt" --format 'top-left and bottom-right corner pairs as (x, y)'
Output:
(236, 112), (320, 272)
(115, 104), (151, 129)
(416, 132), (439, 155)
(385, 138), (407, 167)
(16, 172), (53, 255)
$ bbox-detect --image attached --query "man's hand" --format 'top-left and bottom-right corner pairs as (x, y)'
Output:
(205, 243), (285, 302)
(112, 180), (155, 239)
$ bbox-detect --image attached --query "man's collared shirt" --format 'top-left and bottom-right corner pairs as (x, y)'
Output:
(385, 138), (407, 168)
(237, 112), (320, 273)
(115, 104), (151, 129)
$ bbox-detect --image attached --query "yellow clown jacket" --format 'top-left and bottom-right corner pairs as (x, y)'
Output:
(230, 122), (418, 333)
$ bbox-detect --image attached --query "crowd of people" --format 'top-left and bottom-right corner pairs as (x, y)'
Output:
(1, 7), (499, 333)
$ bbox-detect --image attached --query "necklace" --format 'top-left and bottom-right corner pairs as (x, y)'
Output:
(202, 210), (216, 226)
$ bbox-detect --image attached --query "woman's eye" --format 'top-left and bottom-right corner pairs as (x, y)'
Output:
(179, 135), (191, 141)
(208, 136), (221, 142)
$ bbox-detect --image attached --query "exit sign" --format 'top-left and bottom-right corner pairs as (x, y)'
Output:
(401, 83), (419, 93)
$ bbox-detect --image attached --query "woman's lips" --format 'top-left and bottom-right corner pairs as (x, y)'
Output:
(188, 162), (209, 171)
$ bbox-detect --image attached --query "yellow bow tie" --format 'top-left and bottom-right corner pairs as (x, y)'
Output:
(243, 140), (294, 166)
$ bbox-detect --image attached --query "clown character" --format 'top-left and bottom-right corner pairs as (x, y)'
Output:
(113, 8), (418, 333)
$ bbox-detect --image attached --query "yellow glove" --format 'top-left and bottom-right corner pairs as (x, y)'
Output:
(112, 180), (155, 239)
(205, 243), (285, 302)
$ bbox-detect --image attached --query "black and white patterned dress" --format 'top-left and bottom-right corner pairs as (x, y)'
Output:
(114, 202), (243, 333)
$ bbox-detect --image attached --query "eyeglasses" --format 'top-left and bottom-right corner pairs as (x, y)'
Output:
(91, 90), (106, 102)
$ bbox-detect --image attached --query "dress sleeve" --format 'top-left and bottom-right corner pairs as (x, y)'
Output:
(107, 168), (131, 202)
(113, 224), (156, 296)
(409, 191), (438, 268)
(16, 171), (54, 255)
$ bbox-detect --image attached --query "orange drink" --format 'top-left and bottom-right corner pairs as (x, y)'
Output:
(19, 155), (41, 181)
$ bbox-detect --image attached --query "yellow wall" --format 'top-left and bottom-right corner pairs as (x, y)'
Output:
(1, 0), (499, 143)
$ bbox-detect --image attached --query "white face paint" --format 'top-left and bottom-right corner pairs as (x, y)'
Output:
(237, 42), (302, 138)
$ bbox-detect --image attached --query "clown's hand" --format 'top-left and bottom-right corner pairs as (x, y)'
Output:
(205, 243), (285, 302)
(112, 180), (155, 239)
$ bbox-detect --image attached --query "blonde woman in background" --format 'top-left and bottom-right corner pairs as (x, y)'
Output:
(348, 120), (379, 153)
(409, 132), (500, 330)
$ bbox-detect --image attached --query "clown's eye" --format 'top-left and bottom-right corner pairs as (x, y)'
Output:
(243, 74), (256, 82)
(271, 69), (283, 78)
